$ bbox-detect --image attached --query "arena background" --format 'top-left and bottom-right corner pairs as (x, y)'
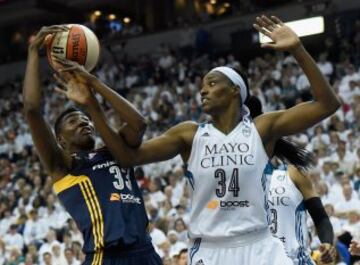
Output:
(0, 0), (359, 264)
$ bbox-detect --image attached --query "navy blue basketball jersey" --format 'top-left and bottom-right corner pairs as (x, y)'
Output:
(53, 148), (151, 255)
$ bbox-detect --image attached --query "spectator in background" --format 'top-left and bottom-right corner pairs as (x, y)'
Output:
(335, 184), (360, 218)
(173, 218), (187, 244)
(39, 229), (60, 263)
(51, 242), (66, 265)
(177, 248), (188, 265)
(0, 238), (6, 265)
(64, 248), (81, 265)
(43, 252), (52, 265)
(23, 209), (49, 246)
(168, 230), (187, 258)
(3, 224), (24, 253)
(317, 52), (334, 78)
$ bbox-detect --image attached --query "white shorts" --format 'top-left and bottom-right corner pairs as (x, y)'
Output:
(188, 229), (293, 265)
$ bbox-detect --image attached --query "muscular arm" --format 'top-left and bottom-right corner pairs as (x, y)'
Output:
(266, 46), (340, 139)
(90, 77), (147, 147)
(23, 28), (69, 179)
(253, 16), (340, 143)
(289, 166), (334, 244)
(84, 96), (197, 167)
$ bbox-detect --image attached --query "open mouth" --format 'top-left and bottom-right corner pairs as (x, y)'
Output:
(80, 126), (93, 135)
(201, 98), (209, 104)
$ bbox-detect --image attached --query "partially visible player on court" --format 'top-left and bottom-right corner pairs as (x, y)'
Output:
(58, 15), (341, 265)
(269, 164), (336, 264)
(23, 25), (162, 265)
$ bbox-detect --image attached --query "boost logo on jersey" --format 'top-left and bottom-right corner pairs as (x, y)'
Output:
(206, 199), (249, 210)
(109, 193), (141, 204)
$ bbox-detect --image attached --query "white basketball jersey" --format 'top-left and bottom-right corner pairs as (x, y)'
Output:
(268, 166), (313, 264)
(186, 121), (271, 240)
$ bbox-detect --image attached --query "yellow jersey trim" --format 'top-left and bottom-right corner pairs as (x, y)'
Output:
(53, 175), (104, 253)
(53, 175), (90, 194)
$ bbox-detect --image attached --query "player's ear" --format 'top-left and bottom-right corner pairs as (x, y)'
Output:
(231, 85), (240, 97)
(57, 135), (66, 149)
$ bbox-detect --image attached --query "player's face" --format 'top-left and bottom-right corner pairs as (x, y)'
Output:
(59, 111), (96, 151)
(200, 71), (239, 115)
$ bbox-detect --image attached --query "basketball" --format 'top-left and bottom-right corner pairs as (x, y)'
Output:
(46, 24), (100, 72)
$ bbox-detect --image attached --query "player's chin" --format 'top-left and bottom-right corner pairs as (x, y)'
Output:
(201, 104), (212, 113)
(80, 135), (96, 149)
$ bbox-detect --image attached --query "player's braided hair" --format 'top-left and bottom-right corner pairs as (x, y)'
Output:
(233, 68), (315, 170)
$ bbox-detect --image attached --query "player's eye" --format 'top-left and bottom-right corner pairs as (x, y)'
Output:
(67, 118), (77, 125)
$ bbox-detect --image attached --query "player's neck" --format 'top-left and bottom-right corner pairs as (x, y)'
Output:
(67, 145), (94, 156)
(212, 104), (242, 135)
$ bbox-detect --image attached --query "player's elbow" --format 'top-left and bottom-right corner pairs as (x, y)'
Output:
(135, 117), (148, 135)
(318, 96), (341, 117)
(331, 96), (341, 112)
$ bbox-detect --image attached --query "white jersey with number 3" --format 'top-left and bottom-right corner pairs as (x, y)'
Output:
(268, 166), (314, 265)
(186, 121), (271, 239)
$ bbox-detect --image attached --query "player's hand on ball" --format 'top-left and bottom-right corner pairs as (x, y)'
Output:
(318, 243), (336, 265)
(54, 56), (96, 85)
(29, 25), (69, 51)
(253, 15), (301, 52)
(53, 71), (94, 106)
(349, 240), (360, 256)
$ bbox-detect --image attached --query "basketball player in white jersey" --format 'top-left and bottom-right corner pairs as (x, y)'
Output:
(56, 15), (341, 264)
(269, 164), (336, 265)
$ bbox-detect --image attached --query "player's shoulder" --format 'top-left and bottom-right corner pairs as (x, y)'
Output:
(254, 111), (284, 128)
(167, 121), (199, 135)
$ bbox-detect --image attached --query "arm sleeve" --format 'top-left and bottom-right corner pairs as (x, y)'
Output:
(304, 197), (334, 244)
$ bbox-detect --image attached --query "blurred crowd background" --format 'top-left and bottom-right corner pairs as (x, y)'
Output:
(0, 0), (360, 265)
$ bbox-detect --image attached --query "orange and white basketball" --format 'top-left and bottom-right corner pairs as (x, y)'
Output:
(46, 24), (100, 72)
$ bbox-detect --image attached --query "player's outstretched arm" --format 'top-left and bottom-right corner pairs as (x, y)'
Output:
(23, 25), (70, 180)
(55, 71), (197, 167)
(253, 15), (340, 139)
(289, 166), (336, 264)
(55, 59), (146, 147)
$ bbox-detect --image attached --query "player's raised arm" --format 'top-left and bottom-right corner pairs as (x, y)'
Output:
(54, 70), (196, 167)
(23, 25), (70, 180)
(56, 59), (146, 147)
(253, 15), (341, 139)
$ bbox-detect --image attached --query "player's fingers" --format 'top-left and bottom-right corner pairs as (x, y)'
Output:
(60, 71), (76, 82)
(255, 16), (268, 29)
(43, 25), (70, 32)
(54, 86), (67, 96)
(253, 23), (272, 38)
(271, 16), (285, 26)
(117, 122), (128, 132)
(59, 67), (79, 75)
(53, 73), (68, 86)
(260, 43), (276, 49)
(256, 16), (275, 32)
(52, 56), (71, 68)
(261, 15), (276, 30)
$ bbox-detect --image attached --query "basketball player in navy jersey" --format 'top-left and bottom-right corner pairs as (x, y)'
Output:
(58, 15), (341, 265)
(269, 164), (336, 264)
(23, 25), (162, 265)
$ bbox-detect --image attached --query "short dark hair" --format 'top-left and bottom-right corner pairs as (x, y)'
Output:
(54, 107), (82, 137)
(179, 248), (188, 255)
